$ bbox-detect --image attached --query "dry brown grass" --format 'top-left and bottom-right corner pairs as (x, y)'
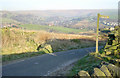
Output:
(2, 28), (105, 54)
(1, 28), (106, 62)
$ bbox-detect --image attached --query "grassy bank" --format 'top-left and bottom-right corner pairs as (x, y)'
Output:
(68, 26), (120, 77)
(2, 28), (105, 63)
(68, 54), (102, 76)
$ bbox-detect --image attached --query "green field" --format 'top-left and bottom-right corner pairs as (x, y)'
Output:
(19, 24), (88, 34)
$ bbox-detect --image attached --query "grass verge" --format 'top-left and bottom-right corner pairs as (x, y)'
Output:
(68, 54), (102, 76)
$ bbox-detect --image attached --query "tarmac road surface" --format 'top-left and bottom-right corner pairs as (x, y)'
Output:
(3, 46), (103, 76)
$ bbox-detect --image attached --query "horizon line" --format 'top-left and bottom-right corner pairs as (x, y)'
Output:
(0, 8), (118, 11)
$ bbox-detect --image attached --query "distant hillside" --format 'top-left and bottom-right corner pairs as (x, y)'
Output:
(1, 9), (118, 30)
(2, 18), (20, 24)
(10, 9), (117, 18)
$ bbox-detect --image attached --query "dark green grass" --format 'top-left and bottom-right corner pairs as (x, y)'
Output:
(2, 51), (45, 62)
(68, 54), (102, 76)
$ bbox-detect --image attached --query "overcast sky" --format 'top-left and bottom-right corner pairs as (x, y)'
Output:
(0, 0), (119, 10)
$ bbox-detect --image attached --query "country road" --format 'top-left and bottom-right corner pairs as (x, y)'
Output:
(3, 46), (103, 76)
